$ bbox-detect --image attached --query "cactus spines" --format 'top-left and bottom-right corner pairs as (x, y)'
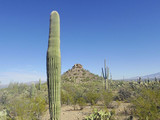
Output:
(47, 11), (61, 120)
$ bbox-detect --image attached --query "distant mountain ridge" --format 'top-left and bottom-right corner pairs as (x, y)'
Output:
(128, 72), (160, 80)
(0, 84), (8, 89)
(0, 81), (46, 89)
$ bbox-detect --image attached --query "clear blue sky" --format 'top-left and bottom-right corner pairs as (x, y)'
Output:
(0, 0), (160, 84)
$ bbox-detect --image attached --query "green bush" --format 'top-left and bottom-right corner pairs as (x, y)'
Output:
(114, 88), (131, 101)
(132, 88), (160, 120)
(85, 90), (100, 105)
(8, 96), (47, 120)
(77, 97), (86, 110)
(101, 91), (113, 107)
(1, 91), (8, 105)
(61, 90), (73, 105)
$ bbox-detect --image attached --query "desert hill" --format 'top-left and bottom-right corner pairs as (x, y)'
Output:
(61, 64), (101, 83)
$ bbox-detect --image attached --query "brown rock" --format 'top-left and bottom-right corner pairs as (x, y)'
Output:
(72, 64), (83, 69)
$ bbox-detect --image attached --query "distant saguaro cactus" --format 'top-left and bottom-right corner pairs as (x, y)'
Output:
(138, 77), (141, 84)
(39, 79), (41, 90)
(47, 11), (61, 120)
(107, 66), (110, 89)
(101, 72), (104, 88)
(30, 83), (36, 97)
(110, 72), (112, 85)
(102, 59), (109, 91)
(155, 77), (157, 83)
(147, 77), (150, 84)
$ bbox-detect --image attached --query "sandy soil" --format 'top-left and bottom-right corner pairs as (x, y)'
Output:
(42, 102), (137, 120)
(42, 105), (93, 120)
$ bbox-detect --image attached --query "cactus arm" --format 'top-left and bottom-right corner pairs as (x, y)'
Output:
(102, 68), (104, 78)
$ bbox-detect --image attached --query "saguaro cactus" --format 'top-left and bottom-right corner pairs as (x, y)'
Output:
(102, 59), (109, 91)
(101, 72), (104, 88)
(155, 77), (157, 83)
(138, 77), (141, 84)
(30, 83), (36, 98)
(47, 11), (61, 120)
(110, 73), (112, 83)
(107, 66), (110, 90)
(38, 79), (41, 90)
(110, 72), (112, 87)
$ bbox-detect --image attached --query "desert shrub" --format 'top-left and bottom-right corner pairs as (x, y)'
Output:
(77, 97), (86, 110)
(29, 96), (46, 119)
(61, 90), (67, 104)
(1, 91), (8, 104)
(61, 90), (73, 105)
(8, 98), (29, 119)
(85, 90), (100, 105)
(101, 91), (113, 107)
(81, 77), (90, 82)
(62, 83), (86, 109)
(0, 109), (7, 120)
(18, 83), (28, 94)
(29, 83), (36, 98)
(132, 88), (160, 120)
(71, 89), (84, 110)
(8, 96), (47, 120)
(114, 88), (131, 101)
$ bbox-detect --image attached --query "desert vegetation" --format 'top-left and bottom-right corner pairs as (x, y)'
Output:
(0, 70), (160, 120)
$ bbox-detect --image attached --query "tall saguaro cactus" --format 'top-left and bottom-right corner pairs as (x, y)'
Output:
(107, 66), (109, 90)
(102, 59), (109, 91)
(47, 11), (61, 120)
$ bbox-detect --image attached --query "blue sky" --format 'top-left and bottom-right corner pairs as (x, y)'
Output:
(0, 0), (160, 84)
